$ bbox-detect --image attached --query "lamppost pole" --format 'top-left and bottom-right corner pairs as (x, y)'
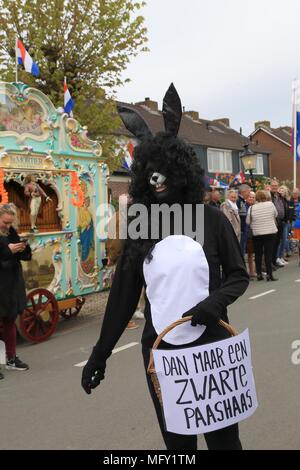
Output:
(249, 169), (256, 192)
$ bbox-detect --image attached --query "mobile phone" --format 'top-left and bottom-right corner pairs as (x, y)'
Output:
(20, 237), (28, 243)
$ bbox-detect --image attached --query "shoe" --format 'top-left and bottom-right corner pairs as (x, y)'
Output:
(133, 309), (145, 320)
(6, 356), (29, 371)
(0, 371), (4, 380)
(276, 258), (285, 266)
(126, 321), (139, 330)
(266, 275), (278, 281)
(257, 274), (264, 281)
(280, 258), (288, 264)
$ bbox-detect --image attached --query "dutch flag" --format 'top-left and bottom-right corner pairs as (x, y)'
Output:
(123, 141), (134, 170)
(64, 77), (74, 115)
(16, 38), (39, 77)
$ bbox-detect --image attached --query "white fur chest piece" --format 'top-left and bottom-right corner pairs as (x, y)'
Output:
(143, 235), (209, 345)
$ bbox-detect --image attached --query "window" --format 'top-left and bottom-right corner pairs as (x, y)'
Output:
(207, 148), (232, 173)
(255, 155), (264, 174)
(242, 154), (264, 175)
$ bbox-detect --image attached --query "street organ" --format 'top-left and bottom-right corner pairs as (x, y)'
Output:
(0, 81), (110, 342)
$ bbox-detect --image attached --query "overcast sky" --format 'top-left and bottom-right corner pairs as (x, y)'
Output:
(116, 0), (300, 136)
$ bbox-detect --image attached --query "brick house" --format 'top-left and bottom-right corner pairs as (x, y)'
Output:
(250, 121), (299, 186)
(108, 167), (131, 202)
(108, 98), (270, 199)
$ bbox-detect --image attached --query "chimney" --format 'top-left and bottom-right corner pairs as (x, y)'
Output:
(183, 110), (199, 120)
(255, 120), (271, 130)
(135, 97), (158, 112)
(216, 118), (230, 127)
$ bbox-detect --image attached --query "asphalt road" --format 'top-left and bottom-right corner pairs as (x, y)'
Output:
(1, 257), (300, 450)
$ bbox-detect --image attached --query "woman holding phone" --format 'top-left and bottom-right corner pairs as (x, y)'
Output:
(0, 203), (32, 379)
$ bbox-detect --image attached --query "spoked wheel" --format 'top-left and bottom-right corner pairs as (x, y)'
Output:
(60, 296), (86, 320)
(17, 288), (59, 343)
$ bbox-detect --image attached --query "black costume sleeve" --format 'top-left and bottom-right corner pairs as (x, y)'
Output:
(183, 211), (249, 326)
(196, 213), (249, 323)
(92, 249), (143, 364)
(82, 245), (143, 393)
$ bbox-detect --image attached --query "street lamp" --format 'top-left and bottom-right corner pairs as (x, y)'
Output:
(240, 143), (258, 191)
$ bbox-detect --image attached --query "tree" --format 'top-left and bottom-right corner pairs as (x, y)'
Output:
(0, 0), (148, 172)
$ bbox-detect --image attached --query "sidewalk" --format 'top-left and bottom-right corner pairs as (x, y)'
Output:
(79, 290), (110, 318)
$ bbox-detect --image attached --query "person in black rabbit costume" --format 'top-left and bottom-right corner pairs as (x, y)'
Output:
(81, 84), (249, 450)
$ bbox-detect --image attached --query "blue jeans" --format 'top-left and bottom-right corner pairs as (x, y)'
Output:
(240, 229), (248, 256)
(277, 222), (288, 259)
(284, 223), (292, 255)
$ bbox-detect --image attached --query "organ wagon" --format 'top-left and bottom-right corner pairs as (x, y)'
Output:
(0, 81), (111, 342)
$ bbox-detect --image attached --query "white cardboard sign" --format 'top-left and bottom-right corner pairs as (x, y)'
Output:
(152, 329), (258, 435)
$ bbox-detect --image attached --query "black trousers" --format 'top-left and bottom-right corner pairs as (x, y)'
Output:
(253, 233), (276, 276)
(142, 342), (242, 450)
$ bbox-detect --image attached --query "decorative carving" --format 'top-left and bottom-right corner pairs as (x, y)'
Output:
(70, 171), (84, 207)
(63, 115), (102, 156)
(0, 168), (8, 202)
(0, 84), (50, 141)
(3, 169), (64, 223)
(0, 152), (55, 170)
(24, 174), (52, 232)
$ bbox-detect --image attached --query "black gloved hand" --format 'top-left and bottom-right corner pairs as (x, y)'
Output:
(182, 303), (220, 327)
(81, 348), (106, 395)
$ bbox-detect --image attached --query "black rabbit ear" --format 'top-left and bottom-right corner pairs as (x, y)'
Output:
(117, 105), (152, 140)
(162, 83), (182, 137)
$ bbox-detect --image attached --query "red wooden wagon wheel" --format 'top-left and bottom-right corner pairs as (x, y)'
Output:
(60, 296), (86, 320)
(16, 288), (59, 343)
